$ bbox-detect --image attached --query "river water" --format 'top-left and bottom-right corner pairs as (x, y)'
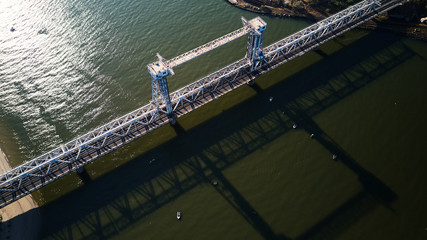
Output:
(1, 0), (427, 239)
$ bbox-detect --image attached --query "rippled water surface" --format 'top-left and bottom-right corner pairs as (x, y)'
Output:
(0, 0), (309, 163)
(1, 0), (427, 240)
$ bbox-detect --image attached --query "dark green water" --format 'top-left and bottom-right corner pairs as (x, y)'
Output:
(1, 0), (427, 239)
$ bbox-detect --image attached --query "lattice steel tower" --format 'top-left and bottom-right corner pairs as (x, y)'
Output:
(242, 17), (267, 72)
(147, 54), (174, 117)
(147, 17), (268, 120)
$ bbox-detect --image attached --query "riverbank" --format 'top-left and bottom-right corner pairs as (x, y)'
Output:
(0, 148), (40, 240)
(227, 0), (427, 41)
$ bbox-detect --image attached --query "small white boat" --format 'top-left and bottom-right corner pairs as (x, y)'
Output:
(177, 211), (181, 220)
(38, 27), (48, 34)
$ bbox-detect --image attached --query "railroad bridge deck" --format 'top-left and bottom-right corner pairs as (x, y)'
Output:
(0, 0), (404, 208)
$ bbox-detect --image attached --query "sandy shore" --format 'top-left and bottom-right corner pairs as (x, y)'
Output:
(0, 148), (40, 240)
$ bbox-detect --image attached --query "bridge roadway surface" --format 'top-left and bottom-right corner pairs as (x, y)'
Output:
(0, 0), (403, 208)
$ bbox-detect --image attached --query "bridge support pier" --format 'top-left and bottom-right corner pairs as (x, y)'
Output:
(76, 167), (91, 183)
(168, 113), (177, 125)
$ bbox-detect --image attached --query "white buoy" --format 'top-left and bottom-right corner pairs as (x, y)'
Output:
(292, 124), (297, 129)
(269, 97), (273, 102)
(310, 133), (314, 138)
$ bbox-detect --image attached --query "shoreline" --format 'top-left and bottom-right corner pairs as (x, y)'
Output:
(0, 148), (40, 240)
(227, 0), (427, 41)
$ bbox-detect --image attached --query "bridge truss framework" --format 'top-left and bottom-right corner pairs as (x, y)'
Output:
(0, 0), (404, 208)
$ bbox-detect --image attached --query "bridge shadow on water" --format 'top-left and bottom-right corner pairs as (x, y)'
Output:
(21, 32), (413, 239)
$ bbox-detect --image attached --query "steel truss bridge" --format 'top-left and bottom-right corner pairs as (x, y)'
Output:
(0, 0), (404, 208)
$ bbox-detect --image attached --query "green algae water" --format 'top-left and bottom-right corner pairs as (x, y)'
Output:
(1, 0), (427, 239)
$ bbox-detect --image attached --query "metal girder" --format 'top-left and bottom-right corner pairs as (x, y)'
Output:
(167, 25), (252, 69)
(261, 0), (403, 71)
(163, 16), (267, 70)
(0, 102), (163, 189)
(170, 58), (250, 111)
